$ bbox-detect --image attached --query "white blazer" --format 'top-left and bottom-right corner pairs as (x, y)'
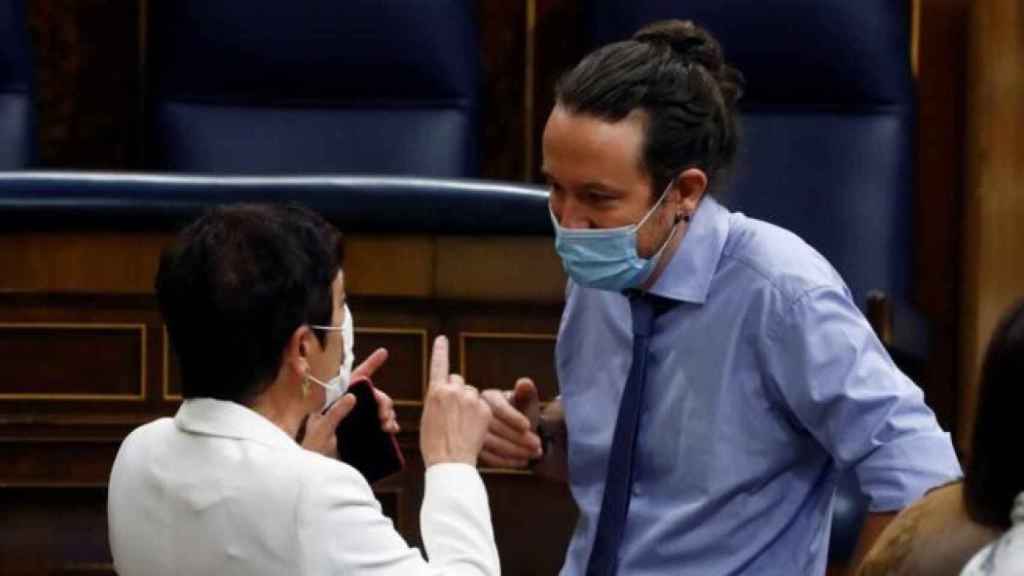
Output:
(108, 398), (500, 575)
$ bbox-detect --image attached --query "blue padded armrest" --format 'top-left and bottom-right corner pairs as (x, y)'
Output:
(0, 172), (551, 235)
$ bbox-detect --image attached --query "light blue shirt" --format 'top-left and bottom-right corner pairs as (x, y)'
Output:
(556, 196), (961, 575)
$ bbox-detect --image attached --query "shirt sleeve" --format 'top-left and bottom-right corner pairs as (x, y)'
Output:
(763, 286), (962, 512)
(298, 460), (499, 575)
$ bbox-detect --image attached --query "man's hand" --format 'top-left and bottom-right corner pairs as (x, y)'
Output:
(301, 392), (356, 458)
(479, 378), (543, 469)
(420, 336), (493, 467)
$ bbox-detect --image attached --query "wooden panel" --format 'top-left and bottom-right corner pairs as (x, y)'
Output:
(435, 237), (565, 303)
(960, 0), (1024, 450)
(0, 323), (145, 401)
(354, 328), (428, 405)
(0, 232), (170, 294)
(0, 438), (121, 486)
(483, 472), (578, 576)
(343, 236), (435, 298)
(0, 294), (170, 417)
(460, 332), (558, 401)
(0, 487), (112, 575)
(914, 0), (971, 440)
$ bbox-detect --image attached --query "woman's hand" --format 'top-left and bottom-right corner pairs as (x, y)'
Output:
(420, 336), (494, 467)
(374, 387), (400, 434)
(302, 347), (399, 457)
(301, 393), (356, 458)
(353, 347), (399, 434)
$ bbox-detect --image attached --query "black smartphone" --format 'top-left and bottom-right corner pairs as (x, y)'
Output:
(332, 378), (405, 484)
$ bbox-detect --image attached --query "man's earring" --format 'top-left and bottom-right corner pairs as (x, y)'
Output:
(301, 374), (311, 398)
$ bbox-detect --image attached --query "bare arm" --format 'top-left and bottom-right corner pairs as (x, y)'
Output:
(848, 512), (897, 576)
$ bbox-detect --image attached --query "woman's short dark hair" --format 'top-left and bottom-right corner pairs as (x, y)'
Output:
(964, 299), (1024, 529)
(156, 203), (343, 402)
(555, 19), (744, 196)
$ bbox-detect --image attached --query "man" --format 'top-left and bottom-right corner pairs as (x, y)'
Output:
(481, 20), (961, 575)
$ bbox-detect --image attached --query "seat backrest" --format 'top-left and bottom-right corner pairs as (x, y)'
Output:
(0, 0), (33, 169)
(146, 0), (481, 177)
(584, 0), (914, 309)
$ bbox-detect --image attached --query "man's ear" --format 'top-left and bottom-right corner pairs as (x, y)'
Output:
(672, 168), (708, 219)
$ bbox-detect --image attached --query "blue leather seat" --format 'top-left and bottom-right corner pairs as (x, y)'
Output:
(0, 0), (34, 169)
(146, 0), (481, 177)
(584, 0), (916, 564)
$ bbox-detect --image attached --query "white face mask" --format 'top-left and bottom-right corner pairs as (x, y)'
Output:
(309, 304), (355, 410)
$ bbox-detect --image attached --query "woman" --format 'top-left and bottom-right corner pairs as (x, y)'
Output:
(108, 203), (499, 575)
(858, 300), (1024, 576)
(960, 300), (1024, 575)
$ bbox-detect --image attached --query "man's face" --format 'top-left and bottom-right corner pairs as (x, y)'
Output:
(542, 105), (677, 258)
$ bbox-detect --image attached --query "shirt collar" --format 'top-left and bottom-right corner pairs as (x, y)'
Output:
(174, 397), (302, 452)
(647, 195), (731, 305)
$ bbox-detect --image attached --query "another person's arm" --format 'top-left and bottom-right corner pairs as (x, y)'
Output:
(847, 512), (896, 575)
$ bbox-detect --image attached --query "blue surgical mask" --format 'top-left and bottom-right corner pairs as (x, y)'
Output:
(550, 182), (678, 291)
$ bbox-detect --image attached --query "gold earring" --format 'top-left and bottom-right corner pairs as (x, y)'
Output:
(301, 374), (311, 398)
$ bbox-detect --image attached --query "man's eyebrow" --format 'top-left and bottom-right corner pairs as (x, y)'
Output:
(582, 181), (628, 195)
(541, 171), (627, 195)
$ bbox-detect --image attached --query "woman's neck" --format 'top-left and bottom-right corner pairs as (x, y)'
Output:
(247, 387), (306, 441)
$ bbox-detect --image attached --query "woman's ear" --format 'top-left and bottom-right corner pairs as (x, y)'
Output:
(282, 325), (314, 378)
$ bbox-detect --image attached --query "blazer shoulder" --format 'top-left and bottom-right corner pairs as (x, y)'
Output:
(117, 417), (176, 456)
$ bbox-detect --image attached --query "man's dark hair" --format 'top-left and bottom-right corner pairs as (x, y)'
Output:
(964, 299), (1024, 528)
(156, 203), (343, 402)
(555, 19), (744, 196)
